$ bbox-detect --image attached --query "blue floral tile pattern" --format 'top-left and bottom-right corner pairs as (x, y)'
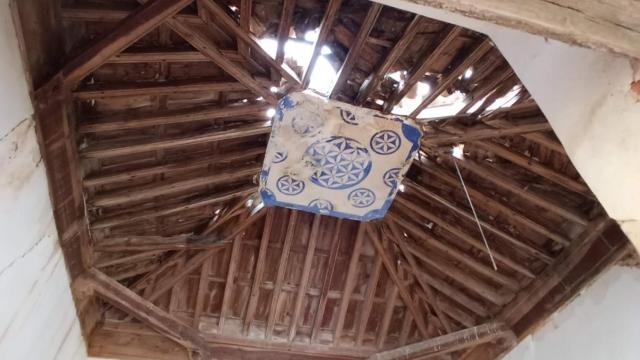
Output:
(348, 188), (376, 208)
(306, 136), (372, 189)
(276, 175), (305, 195)
(260, 91), (422, 221)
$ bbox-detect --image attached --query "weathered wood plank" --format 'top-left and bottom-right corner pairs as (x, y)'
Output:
(86, 269), (213, 357)
(367, 322), (514, 360)
(288, 214), (322, 342)
(330, 3), (382, 98)
(301, 0), (342, 88)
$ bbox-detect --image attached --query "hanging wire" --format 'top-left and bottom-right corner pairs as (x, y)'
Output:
(452, 153), (498, 271)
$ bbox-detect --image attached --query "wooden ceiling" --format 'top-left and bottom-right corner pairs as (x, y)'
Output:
(14, 0), (636, 359)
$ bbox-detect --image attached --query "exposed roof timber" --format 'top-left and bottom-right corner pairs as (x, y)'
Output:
(354, 255), (384, 345)
(414, 158), (572, 246)
(78, 103), (271, 134)
(243, 209), (275, 335)
(393, 197), (527, 287)
(330, 3), (383, 99)
(90, 185), (256, 229)
(408, 267), (484, 325)
(483, 118), (566, 153)
(385, 25), (464, 112)
(90, 164), (259, 208)
(199, 0), (301, 87)
(422, 119), (550, 146)
(386, 221), (453, 333)
(238, 0), (252, 58)
(94, 234), (232, 252)
(167, 18), (278, 104)
(136, 212), (265, 307)
(41, 0), (192, 94)
(403, 179), (554, 263)
(265, 210), (299, 339)
(443, 155), (589, 225)
(355, 15), (423, 105)
(368, 322), (514, 360)
(500, 217), (612, 325)
(86, 268), (213, 357)
(367, 224), (431, 339)
(275, 0), (296, 64)
(387, 212), (514, 306)
(376, 279), (400, 348)
(469, 140), (591, 195)
(218, 225), (245, 332)
(458, 69), (515, 114)
(310, 218), (344, 341)
(333, 222), (366, 345)
(288, 214), (322, 342)
(81, 121), (271, 159)
(410, 39), (494, 118)
(73, 79), (250, 100)
(302, 0), (343, 89)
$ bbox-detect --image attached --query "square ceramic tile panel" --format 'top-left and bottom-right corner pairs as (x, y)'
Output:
(260, 92), (422, 221)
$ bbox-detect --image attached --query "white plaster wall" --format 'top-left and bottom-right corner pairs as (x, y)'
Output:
(376, 0), (640, 251)
(503, 266), (640, 360)
(0, 1), (87, 359)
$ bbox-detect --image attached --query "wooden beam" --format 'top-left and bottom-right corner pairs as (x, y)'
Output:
(95, 250), (167, 268)
(192, 260), (209, 328)
(84, 147), (263, 187)
(200, 0), (301, 86)
(375, 276), (399, 348)
(414, 158), (571, 246)
(86, 268), (213, 357)
(389, 214), (511, 306)
(238, 0), (252, 59)
(393, 0), (640, 59)
(275, 0), (296, 64)
(301, 0), (343, 89)
(403, 179), (553, 263)
(483, 117), (566, 153)
(386, 222), (453, 333)
(288, 214), (322, 342)
(73, 79), (247, 99)
(265, 210), (298, 339)
(367, 322), (514, 360)
(166, 19), (277, 104)
(367, 225), (430, 339)
(355, 255), (383, 345)
(410, 39), (494, 118)
(330, 3), (382, 98)
(355, 16), (423, 105)
(218, 227), (246, 331)
(45, 0), (192, 92)
(137, 212), (265, 304)
(395, 196), (534, 280)
(385, 25), (463, 112)
(500, 217), (613, 325)
(91, 185), (256, 229)
(446, 155), (589, 225)
(90, 164), (258, 208)
(311, 219), (343, 341)
(81, 121), (270, 159)
(333, 222), (366, 345)
(243, 209), (275, 334)
(423, 121), (551, 145)
(458, 68), (515, 114)
(80, 103), (270, 133)
(471, 140), (591, 195)
(405, 263), (489, 319)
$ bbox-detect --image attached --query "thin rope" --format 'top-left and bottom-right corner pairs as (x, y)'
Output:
(452, 156), (498, 271)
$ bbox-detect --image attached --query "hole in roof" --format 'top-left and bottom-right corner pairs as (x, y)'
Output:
(259, 37), (336, 95)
